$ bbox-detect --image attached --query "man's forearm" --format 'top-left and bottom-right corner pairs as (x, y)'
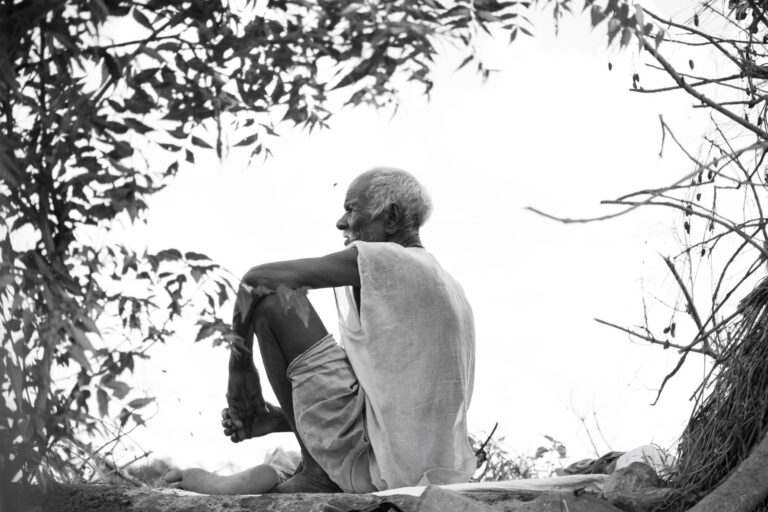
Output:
(228, 291), (260, 372)
(229, 318), (256, 372)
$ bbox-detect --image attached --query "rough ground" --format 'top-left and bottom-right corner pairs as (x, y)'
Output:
(5, 482), (622, 512)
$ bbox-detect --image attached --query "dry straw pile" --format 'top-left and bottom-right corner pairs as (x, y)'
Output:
(668, 277), (768, 511)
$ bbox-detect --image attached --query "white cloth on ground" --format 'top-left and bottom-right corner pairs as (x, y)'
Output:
(262, 446), (301, 483)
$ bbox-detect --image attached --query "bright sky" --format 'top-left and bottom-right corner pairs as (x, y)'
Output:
(113, 1), (722, 475)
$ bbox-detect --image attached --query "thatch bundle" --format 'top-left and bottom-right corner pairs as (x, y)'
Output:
(668, 277), (768, 511)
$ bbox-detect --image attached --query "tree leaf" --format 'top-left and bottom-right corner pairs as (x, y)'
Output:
(132, 8), (153, 29)
(235, 133), (259, 147)
(191, 136), (212, 148)
(456, 54), (474, 71)
(97, 388), (109, 417)
(79, 315), (100, 334)
(70, 325), (95, 351)
(590, 5), (606, 26)
(68, 343), (92, 370)
(634, 4), (645, 26)
(7, 363), (23, 409)
(159, 143), (182, 152)
(104, 380), (131, 399)
(185, 251), (210, 261)
(195, 322), (214, 342)
(127, 397), (154, 409)
(124, 118), (153, 134)
(133, 67), (159, 83)
(620, 27), (633, 48)
(156, 248), (183, 261)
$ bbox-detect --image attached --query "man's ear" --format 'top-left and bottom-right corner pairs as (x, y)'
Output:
(385, 204), (402, 234)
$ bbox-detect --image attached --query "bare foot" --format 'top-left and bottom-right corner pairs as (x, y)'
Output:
(163, 465), (281, 495)
(222, 402), (291, 442)
(272, 466), (342, 494)
(164, 468), (222, 494)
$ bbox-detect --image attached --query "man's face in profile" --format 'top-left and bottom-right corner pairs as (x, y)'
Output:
(336, 174), (387, 246)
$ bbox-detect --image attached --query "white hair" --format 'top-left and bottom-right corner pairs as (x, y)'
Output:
(362, 167), (433, 229)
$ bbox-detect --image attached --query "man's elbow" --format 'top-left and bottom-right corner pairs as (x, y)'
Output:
(241, 265), (269, 291)
(241, 263), (294, 291)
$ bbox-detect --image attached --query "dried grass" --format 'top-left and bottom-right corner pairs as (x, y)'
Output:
(666, 277), (768, 511)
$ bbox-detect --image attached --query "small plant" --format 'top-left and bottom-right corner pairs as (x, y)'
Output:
(470, 425), (567, 481)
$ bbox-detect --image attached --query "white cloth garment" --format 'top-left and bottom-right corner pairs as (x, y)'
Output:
(334, 241), (476, 490)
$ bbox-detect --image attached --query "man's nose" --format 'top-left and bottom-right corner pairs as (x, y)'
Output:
(336, 215), (348, 230)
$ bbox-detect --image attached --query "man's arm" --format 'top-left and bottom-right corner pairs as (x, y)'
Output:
(242, 246), (361, 292)
(222, 247), (360, 441)
(229, 246), (359, 371)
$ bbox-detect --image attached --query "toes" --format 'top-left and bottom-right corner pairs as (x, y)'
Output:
(163, 469), (183, 484)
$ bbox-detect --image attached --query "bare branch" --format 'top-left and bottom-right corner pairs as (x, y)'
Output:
(528, 134), (768, 225)
(643, 8), (743, 69)
(602, 199), (768, 260)
(647, 45), (767, 138)
(594, 318), (716, 357)
(632, 73), (743, 94)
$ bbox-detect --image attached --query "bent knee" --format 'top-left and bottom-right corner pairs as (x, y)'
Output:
(252, 294), (284, 323)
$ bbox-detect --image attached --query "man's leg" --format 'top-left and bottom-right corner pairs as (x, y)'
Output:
(249, 294), (342, 493)
(163, 464), (281, 494)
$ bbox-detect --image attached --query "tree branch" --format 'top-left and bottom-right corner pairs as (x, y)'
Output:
(594, 317), (716, 357)
(661, 255), (709, 354)
(638, 34), (768, 140)
(601, 199), (768, 260)
(643, 8), (743, 68)
(631, 73), (742, 94)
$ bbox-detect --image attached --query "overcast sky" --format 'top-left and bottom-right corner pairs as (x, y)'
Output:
(109, 1), (725, 475)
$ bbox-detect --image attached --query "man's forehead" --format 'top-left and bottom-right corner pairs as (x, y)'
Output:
(345, 174), (373, 203)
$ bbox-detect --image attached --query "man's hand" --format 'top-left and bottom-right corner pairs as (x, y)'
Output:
(222, 371), (268, 443)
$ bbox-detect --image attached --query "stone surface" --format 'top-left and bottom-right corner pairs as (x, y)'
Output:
(6, 477), (615, 512)
(418, 487), (495, 512)
(602, 462), (679, 512)
(510, 493), (624, 512)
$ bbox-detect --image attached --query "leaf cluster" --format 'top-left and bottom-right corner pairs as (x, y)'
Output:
(0, 0), (541, 489)
(470, 430), (566, 481)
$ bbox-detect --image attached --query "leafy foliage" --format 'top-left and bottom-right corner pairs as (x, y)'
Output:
(0, 0), (538, 489)
(470, 429), (567, 481)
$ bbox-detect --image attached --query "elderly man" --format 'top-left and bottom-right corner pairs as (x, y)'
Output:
(167, 168), (475, 494)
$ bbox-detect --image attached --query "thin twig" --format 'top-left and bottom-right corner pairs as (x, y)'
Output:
(643, 8), (742, 68)
(475, 422), (499, 457)
(631, 73), (742, 94)
(593, 412), (612, 452)
(652, 350), (690, 406)
(594, 318), (716, 357)
(577, 415), (601, 457)
(638, 33), (768, 139)
(661, 255), (708, 351)
(528, 137), (768, 225)
(602, 199), (768, 260)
